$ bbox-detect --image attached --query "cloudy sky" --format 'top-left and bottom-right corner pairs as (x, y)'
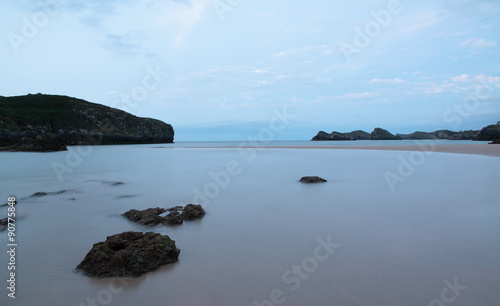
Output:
(1, 0), (499, 141)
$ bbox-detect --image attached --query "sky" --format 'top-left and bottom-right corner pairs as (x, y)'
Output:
(1, 0), (500, 141)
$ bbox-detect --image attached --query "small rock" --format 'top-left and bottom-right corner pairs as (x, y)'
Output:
(31, 192), (48, 197)
(164, 211), (184, 225)
(76, 231), (180, 278)
(299, 176), (327, 183)
(123, 207), (167, 226)
(0, 218), (8, 231)
(182, 204), (206, 220)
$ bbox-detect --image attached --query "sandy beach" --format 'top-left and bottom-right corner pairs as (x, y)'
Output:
(186, 144), (500, 157)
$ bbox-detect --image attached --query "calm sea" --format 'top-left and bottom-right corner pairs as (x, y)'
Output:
(0, 141), (499, 305)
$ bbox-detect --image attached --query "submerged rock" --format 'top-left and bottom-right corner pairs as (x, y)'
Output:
(300, 176), (327, 183)
(0, 218), (8, 231)
(76, 231), (180, 278)
(123, 204), (205, 226)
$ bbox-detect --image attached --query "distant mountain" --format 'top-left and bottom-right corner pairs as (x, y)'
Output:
(311, 125), (494, 141)
(0, 94), (174, 146)
(344, 130), (371, 140)
(371, 128), (401, 140)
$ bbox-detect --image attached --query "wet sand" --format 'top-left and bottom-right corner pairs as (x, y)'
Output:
(185, 144), (500, 157)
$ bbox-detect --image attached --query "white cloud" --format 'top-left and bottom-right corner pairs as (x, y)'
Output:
(341, 92), (377, 99)
(451, 74), (470, 82)
(461, 38), (496, 48)
(369, 78), (404, 84)
(273, 51), (286, 57)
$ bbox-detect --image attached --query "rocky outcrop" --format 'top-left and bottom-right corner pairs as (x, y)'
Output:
(123, 204), (205, 226)
(490, 138), (500, 144)
(76, 231), (180, 278)
(475, 123), (500, 141)
(397, 130), (480, 140)
(0, 134), (67, 152)
(344, 130), (371, 140)
(312, 131), (352, 141)
(300, 176), (327, 183)
(0, 94), (174, 147)
(371, 128), (402, 140)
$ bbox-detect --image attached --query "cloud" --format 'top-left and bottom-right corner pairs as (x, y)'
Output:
(369, 78), (404, 84)
(273, 51), (286, 57)
(101, 33), (142, 56)
(461, 38), (496, 48)
(341, 92), (377, 99)
(451, 74), (470, 82)
(161, 0), (211, 48)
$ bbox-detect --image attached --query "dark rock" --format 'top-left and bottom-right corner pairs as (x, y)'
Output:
(123, 204), (205, 226)
(371, 128), (402, 140)
(475, 124), (500, 141)
(397, 130), (480, 140)
(312, 131), (351, 141)
(344, 130), (371, 140)
(29, 190), (67, 197)
(181, 204), (206, 220)
(0, 218), (8, 231)
(0, 94), (174, 147)
(123, 208), (167, 226)
(490, 138), (500, 144)
(300, 176), (327, 183)
(76, 231), (180, 278)
(163, 211), (184, 225)
(0, 134), (67, 152)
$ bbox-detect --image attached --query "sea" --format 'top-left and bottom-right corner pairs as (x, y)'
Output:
(1, 140), (499, 306)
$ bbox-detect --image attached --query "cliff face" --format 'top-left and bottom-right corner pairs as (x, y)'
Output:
(474, 123), (500, 141)
(0, 94), (174, 146)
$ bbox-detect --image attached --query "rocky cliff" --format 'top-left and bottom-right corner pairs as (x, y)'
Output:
(474, 123), (500, 141)
(0, 94), (174, 146)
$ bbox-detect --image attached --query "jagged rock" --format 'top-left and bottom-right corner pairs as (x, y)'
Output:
(300, 176), (327, 183)
(76, 231), (180, 278)
(123, 204), (205, 226)
(0, 134), (67, 152)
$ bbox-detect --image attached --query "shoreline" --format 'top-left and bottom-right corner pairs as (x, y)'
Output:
(177, 144), (500, 157)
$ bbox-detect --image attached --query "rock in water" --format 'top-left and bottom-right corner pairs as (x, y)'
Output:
(123, 204), (205, 226)
(300, 176), (327, 183)
(76, 231), (180, 278)
(182, 204), (206, 220)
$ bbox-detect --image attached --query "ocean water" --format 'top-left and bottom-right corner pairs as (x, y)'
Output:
(0, 143), (499, 305)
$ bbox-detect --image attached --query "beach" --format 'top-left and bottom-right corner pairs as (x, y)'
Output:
(0, 142), (499, 305)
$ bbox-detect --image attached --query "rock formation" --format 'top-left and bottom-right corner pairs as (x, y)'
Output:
(123, 204), (205, 226)
(299, 176), (327, 183)
(0, 94), (174, 147)
(76, 231), (180, 278)
(475, 123), (500, 141)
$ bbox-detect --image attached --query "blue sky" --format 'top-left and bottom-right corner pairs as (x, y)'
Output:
(1, 0), (499, 141)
